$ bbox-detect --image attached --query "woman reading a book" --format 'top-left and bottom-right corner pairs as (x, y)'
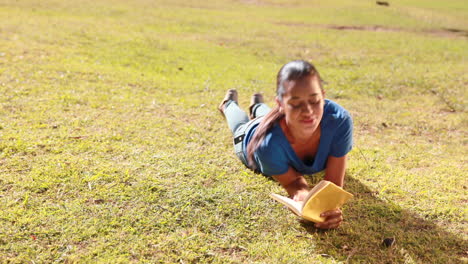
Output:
(218, 60), (353, 229)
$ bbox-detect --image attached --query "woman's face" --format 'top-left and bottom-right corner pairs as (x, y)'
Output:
(278, 74), (324, 138)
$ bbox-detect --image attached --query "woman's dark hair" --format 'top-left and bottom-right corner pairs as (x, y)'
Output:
(246, 60), (322, 168)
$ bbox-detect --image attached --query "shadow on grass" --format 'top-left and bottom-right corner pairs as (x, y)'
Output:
(300, 176), (466, 263)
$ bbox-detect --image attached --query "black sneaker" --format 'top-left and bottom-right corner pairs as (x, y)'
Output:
(249, 93), (264, 119)
(218, 89), (238, 116)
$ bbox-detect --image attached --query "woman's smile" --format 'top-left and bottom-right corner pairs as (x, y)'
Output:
(300, 118), (315, 124)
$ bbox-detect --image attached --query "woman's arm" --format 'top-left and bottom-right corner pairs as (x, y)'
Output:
(324, 155), (347, 187)
(316, 155), (347, 229)
(272, 167), (310, 201)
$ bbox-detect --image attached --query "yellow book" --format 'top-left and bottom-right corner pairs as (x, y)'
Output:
(270, 180), (353, 223)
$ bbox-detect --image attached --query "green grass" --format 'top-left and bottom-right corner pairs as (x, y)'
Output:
(0, 0), (467, 263)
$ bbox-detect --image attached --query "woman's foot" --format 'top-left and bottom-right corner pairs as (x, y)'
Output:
(249, 93), (264, 119)
(218, 89), (238, 115)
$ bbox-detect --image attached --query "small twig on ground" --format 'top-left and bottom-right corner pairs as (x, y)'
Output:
(346, 247), (359, 263)
(357, 147), (371, 168)
(156, 204), (174, 214)
(376, 1), (389, 6)
(69, 136), (88, 140)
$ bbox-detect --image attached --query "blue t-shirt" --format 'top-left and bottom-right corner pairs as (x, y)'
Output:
(243, 99), (353, 176)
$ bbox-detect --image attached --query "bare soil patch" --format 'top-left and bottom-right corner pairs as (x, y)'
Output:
(277, 22), (468, 39)
(237, 0), (297, 7)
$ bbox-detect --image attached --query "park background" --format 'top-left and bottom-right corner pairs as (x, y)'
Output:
(0, 0), (466, 263)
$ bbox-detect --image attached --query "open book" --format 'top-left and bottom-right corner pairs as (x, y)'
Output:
(270, 180), (353, 223)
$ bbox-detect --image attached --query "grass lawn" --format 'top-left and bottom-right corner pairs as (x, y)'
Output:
(0, 0), (467, 263)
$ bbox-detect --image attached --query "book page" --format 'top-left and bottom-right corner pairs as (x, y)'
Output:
(270, 193), (303, 216)
(302, 183), (353, 222)
(301, 180), (330, 210)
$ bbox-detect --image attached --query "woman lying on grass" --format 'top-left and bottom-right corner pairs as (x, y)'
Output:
(218, 60), (353, 229)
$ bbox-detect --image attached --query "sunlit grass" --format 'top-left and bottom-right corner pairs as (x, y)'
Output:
(0, 0), (466, 262)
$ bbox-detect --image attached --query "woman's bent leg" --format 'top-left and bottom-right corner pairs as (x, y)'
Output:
(251, 103), (271, 118)
(224, 100), (250, 134)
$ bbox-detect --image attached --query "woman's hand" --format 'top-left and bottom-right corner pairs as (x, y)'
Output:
(272, 168), (310, 200)
(314, 209), (343, 229)
(292, 189), (310, 202)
